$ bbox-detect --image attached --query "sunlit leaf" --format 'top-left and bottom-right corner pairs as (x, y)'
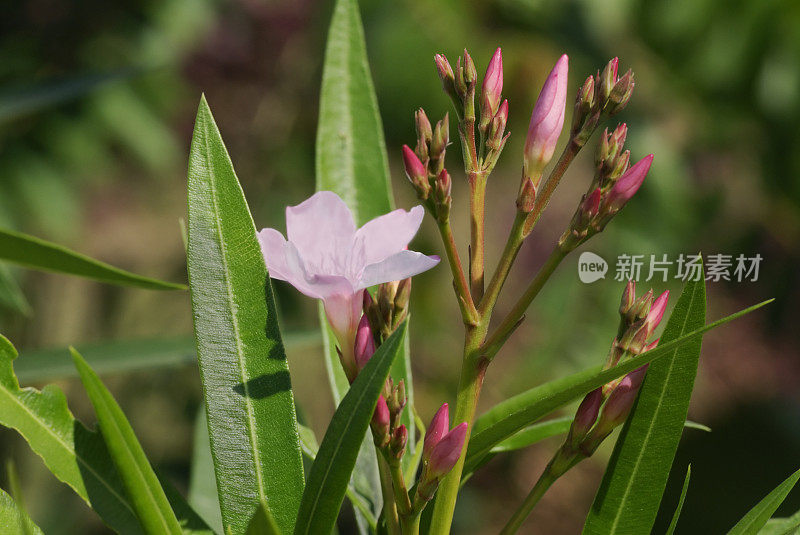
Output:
(187, 96), (304, 534)
(294, 323), (406, 535)
(0, 487), (42, 535)
(584, 275), (706, 534)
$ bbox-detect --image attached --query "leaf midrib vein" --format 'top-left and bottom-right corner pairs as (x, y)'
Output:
(608, 285), (700, 533)
(202, 119), (268, 510)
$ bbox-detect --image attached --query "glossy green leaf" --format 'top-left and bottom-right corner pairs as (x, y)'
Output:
(189, 408), (223, 535)
(296, 423), (377, 529)
(294, 322), (406, 535)
(0, 335), (212, 535)
(584, 276), (706, 534)
(466, 298), (771, 474)
(316, 0), (392, 223)
(71, 348), (182, 534)
(187, 97), (304, 535)
(0, 488), (42, 535)
(14, 331), (319, 383)
(666, 466), (691, 535)
(246, 501), (281, 535)
(0, 228), (185, 291)
(0, 264), (31, 316)
(727, 468), (800, 535)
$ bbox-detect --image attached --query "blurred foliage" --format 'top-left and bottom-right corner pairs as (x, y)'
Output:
(0, 0), (799, 533)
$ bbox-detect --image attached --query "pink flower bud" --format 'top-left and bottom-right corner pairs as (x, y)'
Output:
(372, 396), (391, 447)
(402, 145), (429, 197)
(434, 54), (457, 100)
(643, 338), (660, 352)
(354, 315), (375, 371)
(604, 154), (654, 211)
(571, 388), (602, 443)
(644, 290), (669, 335)
(581, 188), (602, 220)
(619, 280), (636, 318)
(482, 47), (503, 117)
(428, 422), (468, 478)
(600, 365), (648, 428)
(423, 403), (450, 461)
(524, 54), (569, 180)
(390, 424), (408, 459)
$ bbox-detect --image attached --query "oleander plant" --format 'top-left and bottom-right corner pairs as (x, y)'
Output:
(0, 0), (797, 534)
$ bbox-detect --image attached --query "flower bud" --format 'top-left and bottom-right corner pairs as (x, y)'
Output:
(427, 422), (468, 479)
(480, 47), (503, 133)
(609, 150), (631, 180)
(423, 403), (450, 462)
(524, 54), (569, 182)
(608, 69), (635, 115)
(644, 290), (669, 335)
(619, 280), (636, 319)
(389, 424), (408, 459)
(599, 57), (619, 104)
(430, 114), (449, 175)
(571, 75), (596, 138)
(393, 278), (411, 327)
(599, 365), (648, 428)
(487, 99), (509, 151)
(578, 188), (602, 226)
(394, 380), (407, 414)
(372, 396), (391, 447)
(434, 54), (458, 102)
(462, 49), (477, 91)
(354, 315), (376, 371)
(643, 338), (660, 352)
(569, 388), (602, 447)
(434, 169), (452, 221)
(415, 109), (432, 162)
(402, 145), (430, 198)
(604, 154), (654, 211)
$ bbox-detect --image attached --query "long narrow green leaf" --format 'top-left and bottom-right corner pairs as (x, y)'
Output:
(0, 488), (42, 535)
(187, 96), (304, 535)
(71, 348), (182, 535)
(0, 264), (31, 316)
(465, 299), (772, 473)
(0, 228), (185, 290)
(296, 424), (377, 529)
(315, 0), (412, 522)
(294, 322), (406, 535)
(666, 466), (691, 535)
(14, 331), (320, 383)
(727, 468), (800, 535)
(584, 276), (706, 534)
(316, 0), (392, 222)
(189, 408), (223, 534)
(0, 335), (212, 535)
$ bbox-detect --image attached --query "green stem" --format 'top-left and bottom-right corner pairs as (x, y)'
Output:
(523, 140), (581, 236)
(479, 210), (527, 315)
(436, 219), (477, 323)
(469, 172), (487, 301)
(377, 453), (401, 535)
(428, 326), (488, 534)
(499, 461), (559, 534)
(482, 246), (567, 359)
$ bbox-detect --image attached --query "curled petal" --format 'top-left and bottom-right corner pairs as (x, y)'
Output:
(354, 206), (425, 266)
(359, 250), (440, 290)
(257, 228), (291, 281)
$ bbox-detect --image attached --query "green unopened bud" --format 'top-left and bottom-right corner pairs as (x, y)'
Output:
(415, 109), (432, 163)
(462, 49), (477, 91)
(599, 57), (619, 104)
(619, 280), (636, 318)
(393, 278), (411, 326)
(434, 169), (452, 222)
(516, 177), (537, 213)
(389, 424), (408, 459)
(607, 69), (635, 115)
(430, 114), (449, 175)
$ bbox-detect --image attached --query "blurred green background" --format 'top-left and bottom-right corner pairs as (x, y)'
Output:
(2, 0), (800, 532)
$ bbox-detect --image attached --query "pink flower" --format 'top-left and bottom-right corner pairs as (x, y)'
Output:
(524, 54), (569, 180)
(427, 422), (468, 479)
(423, 403), (450, 462)
(258, 191), (439, 371)
(605, 154), (654, 211)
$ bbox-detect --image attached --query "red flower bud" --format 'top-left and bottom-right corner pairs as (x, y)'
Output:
(423, 403), (450, 462)
(605, 154), (654, 211)
(481, 47), (503, 117)
(428, 422), (468, 478)
(354, 314), (375, 371)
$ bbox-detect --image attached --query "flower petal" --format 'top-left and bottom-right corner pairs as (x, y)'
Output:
(358, 250), (440, 289)
(284, 242), (354, 299)
(354, 205), (425, 265)
(286, 191), (357, 270)
(257, 228), (291, 281)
